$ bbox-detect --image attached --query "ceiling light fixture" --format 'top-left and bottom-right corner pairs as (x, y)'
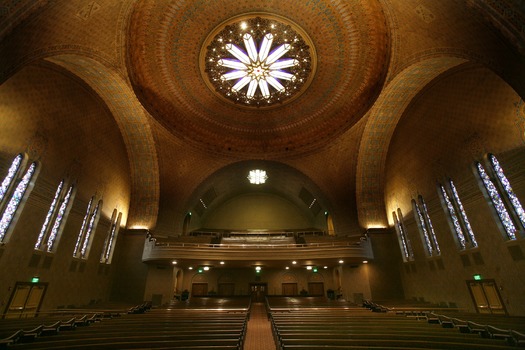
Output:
(203, 15), (315, 107)
(248, 169), (268, 184)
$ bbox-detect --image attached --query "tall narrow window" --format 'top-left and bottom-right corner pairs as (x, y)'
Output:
(413, 199), (433, 256)
(439, 180), (477, 249)
(419, 196), (440, 255)
(73, 197), (95, 258)
(35, 180), (64, 250)
(80, 200), (101, 259)
(101, 210), (121, 264)
(0, 154), (23, 203)
(46, 184), (74, 252)
(74, 197), (100, 258)
(476, 156), (522, 240)
(393, 209), (413, 261)
(489, 154), (525, 229)
(0, 162), (37, 242)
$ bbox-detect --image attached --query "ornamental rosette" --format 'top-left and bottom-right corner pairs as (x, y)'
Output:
(204, 16), (313, 107)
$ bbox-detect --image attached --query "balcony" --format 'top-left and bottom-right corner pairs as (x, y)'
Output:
(142, 232), (374, 266)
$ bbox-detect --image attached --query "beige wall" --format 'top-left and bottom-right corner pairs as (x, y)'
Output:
(202, 193), (315, 230)
(0, 64), (132, 312)
(384, 64), (525, 315)
(143, 266), (339, 304)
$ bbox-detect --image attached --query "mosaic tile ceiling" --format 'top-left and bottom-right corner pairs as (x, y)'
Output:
(127, 0), (389, 156)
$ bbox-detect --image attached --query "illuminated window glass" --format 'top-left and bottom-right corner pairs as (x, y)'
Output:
(439, 180), (477, 249)
(101, 210), (121, 264)
(393, 209), (413, 261)
(419, 196), (440, 255)
(476, 160), (518, 240)
(35, 180), (64, 250)
(46, 184), (74, 252)
(413, 199), (433, 256)
(73, 197), (93, 257)
(0, 154), (23, 203)
(80, 200), (101, 258)
(449, 180), (477, 247)
(0, 162), (37, 242)
(488, 154), (525, 230)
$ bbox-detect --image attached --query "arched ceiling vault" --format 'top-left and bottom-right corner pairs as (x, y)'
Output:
(45, 55), (159, 229)
(185, 161), (330, 227)
(357, 56), (468, 228)
(126, 0), (389, 157)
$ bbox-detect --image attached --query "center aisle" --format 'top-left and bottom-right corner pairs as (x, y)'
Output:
(244, 302), (276, 350)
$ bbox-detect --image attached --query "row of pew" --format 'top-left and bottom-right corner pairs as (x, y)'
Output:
(1, 299), (249, 349)
(363, 301), (525, 347)
(364, 300), (525, 346)
(0, 303), (151, 349)
(268, 298), (520, 349)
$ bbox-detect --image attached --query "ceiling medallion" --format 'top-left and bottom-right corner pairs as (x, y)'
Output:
(201, 14), (316, 108)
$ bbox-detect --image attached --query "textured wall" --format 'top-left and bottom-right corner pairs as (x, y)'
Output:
(202, 193), (315, 230)
(384, 64), (525, 315)
(0, 63), (131, 311)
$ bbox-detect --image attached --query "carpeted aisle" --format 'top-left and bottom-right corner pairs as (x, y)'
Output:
(244, 302), (276, 350)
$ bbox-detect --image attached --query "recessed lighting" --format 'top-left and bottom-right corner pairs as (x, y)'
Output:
(172, 261), (177, 265)
(306, 266), (312, 270)
(188, 267), (193, 270)
(362, 260), (368, 264)
(292, 261), (297, 264)
(324, 266), (328, 269)
(220, 261), (225, 265)
(203, 266), (210, 271)
(255, 266), (262, 271)
(285, 266), (289, 270)
(339, 260), (344, 264)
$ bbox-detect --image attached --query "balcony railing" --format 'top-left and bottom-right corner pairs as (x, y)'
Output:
(142, 235), (374, 262)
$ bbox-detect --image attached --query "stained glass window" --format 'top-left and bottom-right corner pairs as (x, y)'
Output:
(476, 161), (517, 240)
(80, 200), (101, 258)
(46, 185), (74, 252)
(101, 210), (121, 264)
(419, 196), (440, 255)
(393, 209), (413, 261)
(440, 184), (466, 249)
(0, 162), (37, 242)
(449, 180), (477, 247)
(488, 154), (525, 230)
(35, 180), (64, 250)
(413, 199), (433, 256)
(73, 197), (93, 257)
(0, 154), (23, 203)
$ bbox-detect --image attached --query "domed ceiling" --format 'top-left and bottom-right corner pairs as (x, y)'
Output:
(127, 0), (389, 156)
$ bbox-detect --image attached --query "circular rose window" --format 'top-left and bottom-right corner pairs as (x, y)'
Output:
(200, 14), (316, 108)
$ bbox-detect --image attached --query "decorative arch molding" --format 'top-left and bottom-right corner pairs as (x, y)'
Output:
(191, 273), (208, 283)
(356, 56), (468, 228)
(280, 272), (298, 283)
(45, 54), (159, 229)
(308, 272), (324, 282)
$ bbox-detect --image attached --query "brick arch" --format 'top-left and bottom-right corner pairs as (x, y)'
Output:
(356, 56), (468, 228)
(45, 54), (159, 229)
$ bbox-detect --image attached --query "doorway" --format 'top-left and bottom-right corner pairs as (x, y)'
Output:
(4, 282), (47, 319)
(191, 283), (208, 296)
(250, 283), (267, 302)
(467, 280), (507, 315)
(308, 282), (324, 296)
(282, 283), (298, 296)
